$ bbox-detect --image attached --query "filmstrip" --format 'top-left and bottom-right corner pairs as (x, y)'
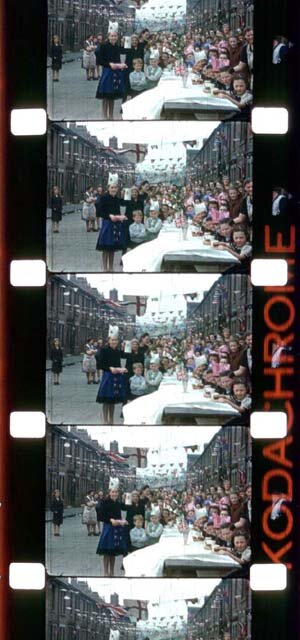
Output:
(3, 0), (300, 639)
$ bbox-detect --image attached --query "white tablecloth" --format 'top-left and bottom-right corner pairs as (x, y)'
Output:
(123, 377), (239, 425)
(122, 225), (238, 272)
(122, 73), (240, 120)
(124, 528), (239, 577)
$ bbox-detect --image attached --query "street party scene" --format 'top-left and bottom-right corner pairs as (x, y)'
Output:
(47, 0), (253, 120)
(46, 426), (251, 577)
(46, 273), (252, 425)
(46, 577), (251, 639)
(47, 121), (252, 273)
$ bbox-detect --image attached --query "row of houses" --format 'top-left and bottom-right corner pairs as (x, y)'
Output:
(48, 0), (136, 52)
(46, 427), (137, 507)
(47, 123), (141, 206)
(47, 578), (250, 640)
(47, 578), (137, 640)
(187, 579), (251, 640)
(186, 122), (253, 185)
(186, 426), (252, 489)
(186, 274), (252, 336)
(186, 0), (254, 31)
(47, 275), (138, 356)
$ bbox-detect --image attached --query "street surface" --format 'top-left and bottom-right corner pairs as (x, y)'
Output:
(46, 509), (124, 576)
(46, 210), (122, 272)
(47, 58), (123, 121)
(46, 356), (124, 425)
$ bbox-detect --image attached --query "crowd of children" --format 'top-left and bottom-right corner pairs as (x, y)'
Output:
(122, 481), (251, 575)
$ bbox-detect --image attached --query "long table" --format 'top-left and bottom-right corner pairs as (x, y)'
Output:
(122, 377), (239, 425)
(122, 225), (238, 272)
(123, 528), (239, 577)
(122, 72), (240, 120)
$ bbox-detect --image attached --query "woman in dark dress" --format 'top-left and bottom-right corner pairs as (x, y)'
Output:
(50, 35), (63, 82)
(96, 335), (128, 424)
(95, 183), (127, 272)
(95, 31), (127, 119)
(125, 338), (145, 378)
(51, 489), (64, 536)
(96, 488), (128, 576)
(124, 34), (145, 98)
(50, 186), (63, 233)
(122, 489), (146, 550)
(50, 338), (63, 385)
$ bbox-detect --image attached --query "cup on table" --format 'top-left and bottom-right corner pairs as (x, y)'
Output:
(212, 240), (219, 247)
(205, 538), (213, 549)
(203, 81), (211, 93)
(213, 393), (220, 400)
(212, 87), (219, 95)
(213, 544), (220, 552)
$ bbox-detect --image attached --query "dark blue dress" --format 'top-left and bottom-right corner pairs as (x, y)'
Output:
(95, 42), (126, 99)
(95, 192), (126, 251)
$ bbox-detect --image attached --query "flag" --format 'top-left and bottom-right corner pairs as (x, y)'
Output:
(97, 603), (131, 621)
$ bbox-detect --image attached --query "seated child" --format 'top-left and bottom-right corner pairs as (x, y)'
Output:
(145, 360), (163, 392)
(146, 512), (164, 544)
(129, 58), (147, 95)
(215, 219), (234, 243)
(215, 522), (235, 548)
(129, 210), (146, 244)
(217, 379), (251, 413)
(129, 363), (147, 398)
(215, 531), (251, 566)
(145, 55), (162, 88)
(218, 227), (251, 263)
(130, 514), (148, 549)
(145, 207), (162, 237)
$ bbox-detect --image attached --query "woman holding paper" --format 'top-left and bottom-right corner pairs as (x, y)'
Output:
(96, 332), (128, 425)
(95, 29), (127, 119)
(96, 487), (128, 576)
(95, 182), (127, 271)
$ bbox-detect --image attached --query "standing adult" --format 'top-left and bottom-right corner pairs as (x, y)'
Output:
(50, 35), (63, 82)
(95, 186), (103, 232)
(96, 334), (128, 424)
(50, 338), (63, 385)
(82, 490), (98, 535)
(95, 34), (104, 79)
(95, 338), (103, 383)
(95, 490), (104, 534)
(95, 183), (127, 272)
(50, 185), (63, 233)
(82, 186), (97, 232)
(51, 489), (64, 536)
(83, 34), (97, 80)
(272, 36), (289, 64)
(272, 187), (288, 216)
(95, 31), (127, 120)
(82, 338), (97, 384)
(96, 487), (128, 576)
